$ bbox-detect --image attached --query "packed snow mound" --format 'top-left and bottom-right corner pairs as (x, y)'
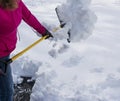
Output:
(56, 0), (97, 42)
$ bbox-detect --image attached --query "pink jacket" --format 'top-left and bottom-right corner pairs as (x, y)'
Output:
(0, 0), (46, 58)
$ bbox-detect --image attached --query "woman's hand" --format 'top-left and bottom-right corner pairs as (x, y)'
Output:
(42, 30), (53, 39)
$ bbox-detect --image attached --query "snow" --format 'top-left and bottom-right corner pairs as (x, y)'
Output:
(11, 0), (120, 101)
(56, 0), (97, 42)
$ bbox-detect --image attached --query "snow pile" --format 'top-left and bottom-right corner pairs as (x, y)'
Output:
(56, 0), (97, 42)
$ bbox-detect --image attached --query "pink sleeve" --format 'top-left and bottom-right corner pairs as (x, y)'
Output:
(20, 0), (46, 34)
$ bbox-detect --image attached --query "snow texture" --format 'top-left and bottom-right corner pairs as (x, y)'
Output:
(56, 0), (97, 42)
(11, 0), (120, 101)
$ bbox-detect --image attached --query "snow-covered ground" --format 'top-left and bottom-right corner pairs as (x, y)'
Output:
(12, 0), (120, 101)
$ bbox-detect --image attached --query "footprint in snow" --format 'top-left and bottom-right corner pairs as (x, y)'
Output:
(62, 55), (82, 68)
(48, 44), (69, 58)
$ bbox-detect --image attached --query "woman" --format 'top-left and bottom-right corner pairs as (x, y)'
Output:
(0, 0), (53, 100)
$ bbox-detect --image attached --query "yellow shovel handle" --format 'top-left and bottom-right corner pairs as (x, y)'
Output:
(10, 26), (62, 62)
(11, 35), (48, 61)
